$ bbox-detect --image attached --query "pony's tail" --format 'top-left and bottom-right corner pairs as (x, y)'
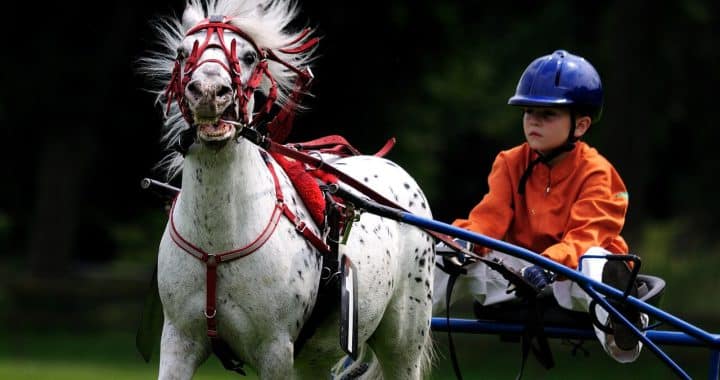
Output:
(420, 328), (437, 379)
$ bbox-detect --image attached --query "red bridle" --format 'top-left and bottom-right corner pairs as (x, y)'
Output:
(164, 15), (317, 132)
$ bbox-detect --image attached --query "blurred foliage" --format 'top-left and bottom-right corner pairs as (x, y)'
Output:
(0, 3), (718, 379)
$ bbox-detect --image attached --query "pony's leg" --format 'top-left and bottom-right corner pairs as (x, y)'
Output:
(369, 287), (434, 379)
(369, 231), (435, 379)
(158, 319), (209, 380)
(253, 336), (295, 380)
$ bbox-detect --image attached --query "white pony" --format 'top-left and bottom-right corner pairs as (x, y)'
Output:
(138, 1), (435, 379)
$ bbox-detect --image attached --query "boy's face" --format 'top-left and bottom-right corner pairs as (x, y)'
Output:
(522, 107), (572, 155)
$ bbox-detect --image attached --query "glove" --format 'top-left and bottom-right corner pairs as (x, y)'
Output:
(521, 265), (554, 290)
(435, 238), (474, 271)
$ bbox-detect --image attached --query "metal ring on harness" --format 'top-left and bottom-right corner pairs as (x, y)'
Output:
(320, 266), (332, 280)
(205, 309), (217, 319)
(304, 150), (325, 171)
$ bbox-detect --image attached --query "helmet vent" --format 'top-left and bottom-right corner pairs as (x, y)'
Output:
(554, 60), (564, 87)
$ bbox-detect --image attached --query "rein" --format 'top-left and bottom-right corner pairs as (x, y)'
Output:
(232, 125), (469, 253)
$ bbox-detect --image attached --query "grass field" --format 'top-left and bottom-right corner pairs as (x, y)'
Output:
(0, 327), (715, 379)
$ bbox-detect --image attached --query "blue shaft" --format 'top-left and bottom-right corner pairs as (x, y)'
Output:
(710, 350), (720, 380)
(431, 318), (720, 346)
(582, 283), (689, 379)
(403, 212), (720, 349)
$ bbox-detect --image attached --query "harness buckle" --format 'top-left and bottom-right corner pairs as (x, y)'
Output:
(205, 308), (217, 319)
(207, 255), (218, 267)
(296, 221), (307, 233)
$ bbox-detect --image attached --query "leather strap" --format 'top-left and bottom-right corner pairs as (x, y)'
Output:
(167, 149), (331, 373)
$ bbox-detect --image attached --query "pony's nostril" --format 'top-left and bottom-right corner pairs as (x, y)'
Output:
(187, 82), (203, 99)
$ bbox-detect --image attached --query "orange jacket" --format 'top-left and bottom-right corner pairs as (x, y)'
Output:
(453, 142), (629, 269)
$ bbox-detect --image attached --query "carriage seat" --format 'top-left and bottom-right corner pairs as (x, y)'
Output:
(472, 274), (666, 329)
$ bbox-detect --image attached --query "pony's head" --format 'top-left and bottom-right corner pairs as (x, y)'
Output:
(140, 0), (318, 177)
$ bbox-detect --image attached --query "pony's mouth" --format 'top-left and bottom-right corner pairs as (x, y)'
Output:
(195, 108), (237, 144)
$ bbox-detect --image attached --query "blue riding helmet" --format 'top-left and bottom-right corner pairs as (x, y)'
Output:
(508, 50), (603, 122)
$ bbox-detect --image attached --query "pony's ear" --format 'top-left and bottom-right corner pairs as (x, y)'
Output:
(181, 6), (204, 30)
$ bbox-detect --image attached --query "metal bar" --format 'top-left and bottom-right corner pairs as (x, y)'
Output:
(710, 350), (720, 380)
(401, 212), (720, 349)
(432, 317), (720, 346)
(140, 177), (180, 194)
(580, 283), (690, 379)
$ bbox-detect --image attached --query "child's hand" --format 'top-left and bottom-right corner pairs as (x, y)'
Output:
(521, 265), (554, 289)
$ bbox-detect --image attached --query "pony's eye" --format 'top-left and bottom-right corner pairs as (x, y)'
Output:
(242, 52), (257, 66)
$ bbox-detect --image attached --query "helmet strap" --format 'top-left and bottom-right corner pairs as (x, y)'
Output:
(518, 112), (577, 195)
(568, 110), (579, 143)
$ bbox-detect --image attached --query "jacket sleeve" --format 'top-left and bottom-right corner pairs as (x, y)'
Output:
(541, 167), (629, 269)
(452, 153), (515, 250)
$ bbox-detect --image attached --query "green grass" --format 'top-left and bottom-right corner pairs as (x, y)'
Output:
(0, 328), (715, 379)
(0, 330), (255, 380)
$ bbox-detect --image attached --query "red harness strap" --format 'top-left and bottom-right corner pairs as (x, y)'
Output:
(168, 150), (330, 339)
(289, 135), (396, 158)
(165, 16), (318, 134)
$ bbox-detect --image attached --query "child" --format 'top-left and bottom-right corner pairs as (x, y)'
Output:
(434, 49), (647, 363)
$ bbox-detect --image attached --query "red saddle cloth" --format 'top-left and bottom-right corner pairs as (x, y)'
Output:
(270, 135), (395, 227)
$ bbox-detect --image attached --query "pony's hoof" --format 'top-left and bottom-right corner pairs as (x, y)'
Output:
(339, 362), (369, 380)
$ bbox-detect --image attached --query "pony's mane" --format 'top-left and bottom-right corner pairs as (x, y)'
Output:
(137, 0), (318, 179)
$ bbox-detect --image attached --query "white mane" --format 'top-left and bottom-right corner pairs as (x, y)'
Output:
(137, 0), (318, 179)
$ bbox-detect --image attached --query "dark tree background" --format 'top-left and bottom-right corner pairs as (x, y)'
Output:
(1, 0), (719, 321)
